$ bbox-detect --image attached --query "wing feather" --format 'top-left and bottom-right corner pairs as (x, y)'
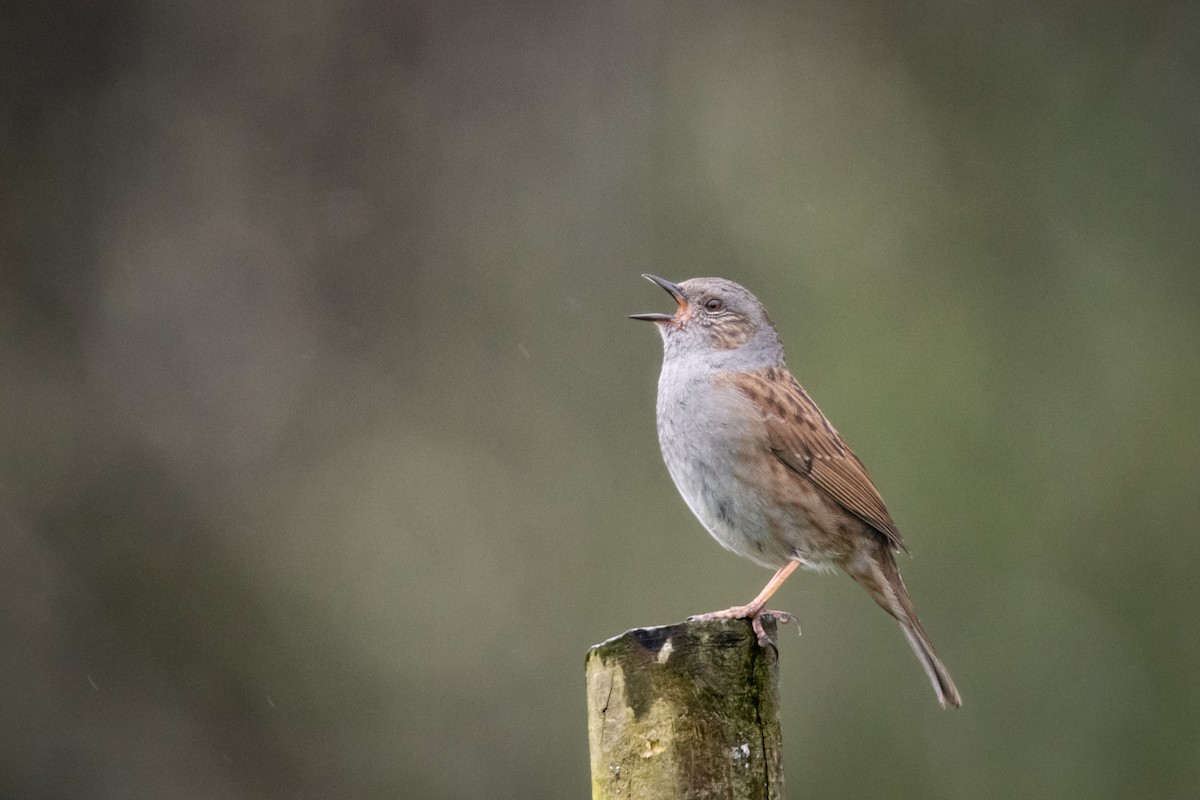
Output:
(723, 368), (907, 552)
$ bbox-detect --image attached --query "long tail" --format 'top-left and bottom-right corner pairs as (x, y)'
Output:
(847, 549), (962, 709)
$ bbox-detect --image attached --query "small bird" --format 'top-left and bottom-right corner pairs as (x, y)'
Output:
(632, 274), (962, 708)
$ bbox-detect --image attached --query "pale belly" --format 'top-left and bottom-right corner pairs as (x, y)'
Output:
(656, 375), (849, 570)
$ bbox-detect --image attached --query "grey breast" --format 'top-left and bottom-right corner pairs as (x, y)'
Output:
(654, 362), (790, 569)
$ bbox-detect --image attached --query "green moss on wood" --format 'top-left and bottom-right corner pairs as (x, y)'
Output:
(586, 618), (784, 800)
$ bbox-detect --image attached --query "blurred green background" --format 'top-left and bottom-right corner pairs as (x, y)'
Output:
(4, 1), (1199, 798)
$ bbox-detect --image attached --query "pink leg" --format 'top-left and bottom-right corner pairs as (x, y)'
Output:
(689, 559), (803, 646)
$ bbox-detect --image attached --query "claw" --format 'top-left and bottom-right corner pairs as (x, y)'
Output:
(689, 607), (799, 648)
(754, 610), (799, 647)
(761, 610), (800, 636)
(751, 614), (773, 647)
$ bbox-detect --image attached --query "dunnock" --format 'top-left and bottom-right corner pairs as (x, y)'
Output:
(632, 275), (962, 708)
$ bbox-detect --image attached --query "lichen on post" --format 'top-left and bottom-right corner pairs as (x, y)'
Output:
(585, 617), (784, 800)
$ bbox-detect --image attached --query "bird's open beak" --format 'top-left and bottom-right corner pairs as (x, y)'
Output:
(629, 274), (686, 322)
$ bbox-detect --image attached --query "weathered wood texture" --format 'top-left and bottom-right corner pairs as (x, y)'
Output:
(585, 618), (783, 800)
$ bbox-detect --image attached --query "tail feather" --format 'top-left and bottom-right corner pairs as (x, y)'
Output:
(847, 550), (962, 709)
(898, 612), (962, 709)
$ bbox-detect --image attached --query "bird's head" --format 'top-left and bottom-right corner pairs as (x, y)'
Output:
(631, 275), (783, 366)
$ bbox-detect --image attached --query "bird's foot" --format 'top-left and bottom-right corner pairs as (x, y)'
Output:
(689, 606), (798, 647)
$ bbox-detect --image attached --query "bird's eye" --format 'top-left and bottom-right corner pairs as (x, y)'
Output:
(704, 297), (724, 312)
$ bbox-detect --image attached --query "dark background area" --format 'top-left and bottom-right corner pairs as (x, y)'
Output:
(3, 2), (1199, 797)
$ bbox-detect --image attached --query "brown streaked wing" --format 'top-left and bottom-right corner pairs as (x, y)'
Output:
(725, 368), (907, 552)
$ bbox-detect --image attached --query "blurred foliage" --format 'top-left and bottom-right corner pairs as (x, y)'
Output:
(2, 1), (1199, 798)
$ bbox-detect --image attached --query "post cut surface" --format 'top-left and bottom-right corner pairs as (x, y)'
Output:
(585, 618), (783, 800)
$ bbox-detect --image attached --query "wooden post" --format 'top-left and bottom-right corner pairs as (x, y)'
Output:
(585, 618), (784, 800)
